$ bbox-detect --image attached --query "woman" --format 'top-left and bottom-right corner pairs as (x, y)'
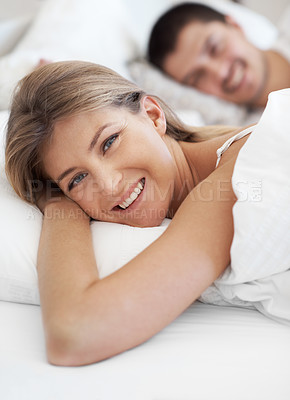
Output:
(5, 61), (252, 366)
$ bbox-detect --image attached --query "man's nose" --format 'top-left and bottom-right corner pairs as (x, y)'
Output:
(206, 58), (229, 83)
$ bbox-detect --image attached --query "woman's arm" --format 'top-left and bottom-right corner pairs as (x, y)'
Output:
(38, 159), (236, 366)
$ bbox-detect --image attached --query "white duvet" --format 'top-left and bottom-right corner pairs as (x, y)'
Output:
(199, 89), (290, 325)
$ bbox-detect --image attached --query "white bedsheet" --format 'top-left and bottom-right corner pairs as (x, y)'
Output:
(1, 300), (290, 400)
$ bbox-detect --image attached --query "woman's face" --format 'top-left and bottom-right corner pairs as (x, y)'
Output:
(41, 97), (176, 227)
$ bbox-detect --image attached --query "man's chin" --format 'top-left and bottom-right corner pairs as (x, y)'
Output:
(246, 61), (269, 107)
(220, 84), (266, 108)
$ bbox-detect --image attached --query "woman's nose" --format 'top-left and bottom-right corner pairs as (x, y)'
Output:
(96, 167), (123, 197)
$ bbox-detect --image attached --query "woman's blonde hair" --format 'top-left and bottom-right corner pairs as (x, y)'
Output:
(5, 60), (236, 204)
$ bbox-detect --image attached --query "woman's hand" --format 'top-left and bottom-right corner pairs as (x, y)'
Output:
(35, 181), (90, 222)
(35, 182), (67, 214)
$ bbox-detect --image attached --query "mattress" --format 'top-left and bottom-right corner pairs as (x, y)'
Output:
(1, 300), (289, 400)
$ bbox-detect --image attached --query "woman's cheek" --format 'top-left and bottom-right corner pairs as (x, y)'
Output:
(69, 186), (85, 204)
(79, 180), (107, 210)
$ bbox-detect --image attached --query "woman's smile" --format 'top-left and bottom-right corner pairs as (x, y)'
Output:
(113, 177), (145, 210)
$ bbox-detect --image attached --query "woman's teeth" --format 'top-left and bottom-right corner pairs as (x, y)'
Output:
(119, 179), (145, 209)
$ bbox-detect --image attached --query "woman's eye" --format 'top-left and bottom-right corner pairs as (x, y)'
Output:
(103, 134), (119, 153)
(68, 172), (87, 191)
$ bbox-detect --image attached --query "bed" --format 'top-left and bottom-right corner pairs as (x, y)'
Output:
(1, 300), (290, 400)
(1, 1), (290, 399)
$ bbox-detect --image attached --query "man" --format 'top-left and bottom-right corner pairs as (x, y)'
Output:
(148, 2), (290, 108)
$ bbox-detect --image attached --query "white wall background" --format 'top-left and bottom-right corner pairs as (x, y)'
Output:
(0, 0), (288, 24)
(233, 0), (289, 24)
(0, 0), (42, 19)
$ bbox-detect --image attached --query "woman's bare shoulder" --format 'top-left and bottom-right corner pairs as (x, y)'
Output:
(216, 126), (253, 168)
(179, 126), (249, 183)
(167, 156), (237, 267)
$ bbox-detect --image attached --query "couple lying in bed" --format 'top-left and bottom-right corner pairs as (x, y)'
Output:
(5, 60), (290, 366)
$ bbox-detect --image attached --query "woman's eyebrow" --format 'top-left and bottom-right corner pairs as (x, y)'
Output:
(57, 167), (77, 184)
(88, 122), (114, 152)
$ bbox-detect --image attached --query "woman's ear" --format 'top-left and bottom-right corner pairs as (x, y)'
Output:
(140, 95), (167, 136)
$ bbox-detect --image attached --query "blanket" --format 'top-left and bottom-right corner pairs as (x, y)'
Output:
(199, 89), (290, 325)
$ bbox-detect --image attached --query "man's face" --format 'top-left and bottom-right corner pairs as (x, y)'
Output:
(163, 18), (267, 106)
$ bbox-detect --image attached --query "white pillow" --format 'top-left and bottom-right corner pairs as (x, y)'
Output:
(13, 0), (135, 75)
(0, 111), (170, 305)
(128, 59), (263, 126)
(0, 14), (35, 57)
(0, 0), (136, 110)
(0, 0), (42, 56)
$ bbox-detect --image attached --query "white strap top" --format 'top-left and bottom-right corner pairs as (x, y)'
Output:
(215, 125), (255, 168)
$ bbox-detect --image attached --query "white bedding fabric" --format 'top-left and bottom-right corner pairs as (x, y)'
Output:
(200, 89), (290, 325)
(1, 300), (290, 400)
(0, 0), (135, 110)
(128, 59), (263, 126)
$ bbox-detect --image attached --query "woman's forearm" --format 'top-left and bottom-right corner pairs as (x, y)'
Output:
(37, 200), (99, 363)
(38, 200), (216, 366)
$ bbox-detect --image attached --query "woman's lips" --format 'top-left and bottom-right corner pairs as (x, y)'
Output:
(112, 178), (146, 211)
